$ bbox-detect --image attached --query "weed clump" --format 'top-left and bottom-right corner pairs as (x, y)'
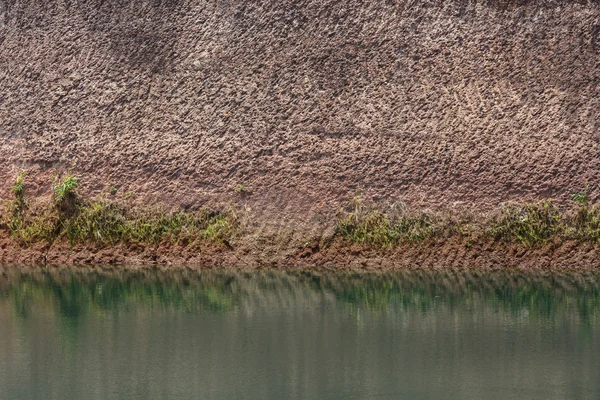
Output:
(336, 196), (437, 246)
(61, 200), (126, 245)
(6, 174), (600, 251)
(336, 195), (600, 248)
(487, 201), (563, 246)
(1, 174), (238, 247)
(12, 172), (25, 201)
(8, 172), (27, 229)
(118, 208), (236, 245)
(568, 203), (600, 243)
(50, 201), (238, 247)
(235, 184), (249, 194)
(2, 172), (29, 234)
(53, 175), (79, 203)
(572, 185), (589, 206)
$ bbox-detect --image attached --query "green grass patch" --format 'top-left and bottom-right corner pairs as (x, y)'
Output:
(55, 201), (236, 246)
(336, 196), (438, 246)
(1, 174), (238, 247)
(8, 200), (238, 247)
(6, 172), (27, 232)
(337, 197), (600, 248)
(53, 175), (79, 204)
(569, 204), (600, 243)
(5, 173), (600, 250)
(487, 201), (563, 246)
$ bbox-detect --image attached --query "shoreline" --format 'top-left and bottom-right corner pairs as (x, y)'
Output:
(2, 236), (599, 271)
(2, 175), (600, 270)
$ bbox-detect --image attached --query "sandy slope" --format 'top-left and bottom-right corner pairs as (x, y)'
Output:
(1, 0), (599, 236)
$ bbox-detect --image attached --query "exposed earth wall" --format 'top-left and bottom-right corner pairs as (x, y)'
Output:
(1, 0), (600, 267)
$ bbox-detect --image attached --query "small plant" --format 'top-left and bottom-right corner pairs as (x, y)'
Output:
(336, 195), (436, 246)
(8, 172), (27, 232)
(53, 175), (79, 203)
(202, 212), (235, 241)
(12, 172), (25, 198)
(11, 172), (26, 210)
(572, 185), (590, 206)
(235, 184), (249, 194)
(110, 186), (118, 196)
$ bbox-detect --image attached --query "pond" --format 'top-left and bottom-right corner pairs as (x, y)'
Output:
(0, 266), (599, 399)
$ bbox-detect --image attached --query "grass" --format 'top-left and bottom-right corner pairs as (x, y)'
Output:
(235, 183), (249, 195)
(336, 195), (600, 247)
(13, 172), (25, 199)
(569, 203), (600, 243)
(336, 210), (437, 246)
(4, 173), (600, 250)
(40, 199), (237, 245)
(572, 185), (589, 206)
(58, 202), (236, 246)
(7, 172), (27, 232)
(487, 201), (562, 246)
(335, 195), (438, 246)
(2, 174), (238, 247)
(53, 175), (79, 204)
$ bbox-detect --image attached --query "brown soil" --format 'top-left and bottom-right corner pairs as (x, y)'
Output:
(1, 0), (600, 268)
(1, 230), (599, 271)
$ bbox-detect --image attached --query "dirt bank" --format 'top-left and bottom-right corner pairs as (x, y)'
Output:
(1, 0), (600, 266)
(2, 232), (600, 270)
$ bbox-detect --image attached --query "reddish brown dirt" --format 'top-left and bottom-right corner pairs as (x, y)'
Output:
(1, 231), (599, 271)
(1, 0), (600, 267)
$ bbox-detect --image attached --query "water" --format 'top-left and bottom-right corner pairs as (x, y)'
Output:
(0, 266), (599, 400)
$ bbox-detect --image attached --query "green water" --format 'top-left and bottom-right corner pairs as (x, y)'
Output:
(0, 266), (599, 400)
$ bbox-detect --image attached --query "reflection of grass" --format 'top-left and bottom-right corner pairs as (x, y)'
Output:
(313, 270), (600, 321)
(2, 269), (239, 318)
(1, 268), (598, 324)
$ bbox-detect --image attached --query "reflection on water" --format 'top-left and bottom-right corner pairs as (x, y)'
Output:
(0, 266), (599, 400)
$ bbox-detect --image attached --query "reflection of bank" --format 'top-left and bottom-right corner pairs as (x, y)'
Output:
(0, 266), (598, 324)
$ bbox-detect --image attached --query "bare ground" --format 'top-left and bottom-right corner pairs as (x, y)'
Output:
(1, 231), (599, 271)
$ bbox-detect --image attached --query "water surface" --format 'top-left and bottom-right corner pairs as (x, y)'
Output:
(0, 266), (599, 399)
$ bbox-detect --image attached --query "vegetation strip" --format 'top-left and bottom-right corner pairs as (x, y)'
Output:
(2, 173), (600, 248)
(337, 190), (600, 247)
(2, 174), (237, 246)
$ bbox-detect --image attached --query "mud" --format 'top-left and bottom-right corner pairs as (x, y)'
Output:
(1, 231), (599, 271)
(1, 0), (600, 267)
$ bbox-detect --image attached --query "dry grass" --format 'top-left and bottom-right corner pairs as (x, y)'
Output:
(336, 196), (600, 247)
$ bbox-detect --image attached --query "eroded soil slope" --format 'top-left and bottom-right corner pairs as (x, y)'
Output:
(1, 0), (599, 232)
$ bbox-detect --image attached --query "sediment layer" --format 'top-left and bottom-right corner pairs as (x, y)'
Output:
(2, 233), (600, 270)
